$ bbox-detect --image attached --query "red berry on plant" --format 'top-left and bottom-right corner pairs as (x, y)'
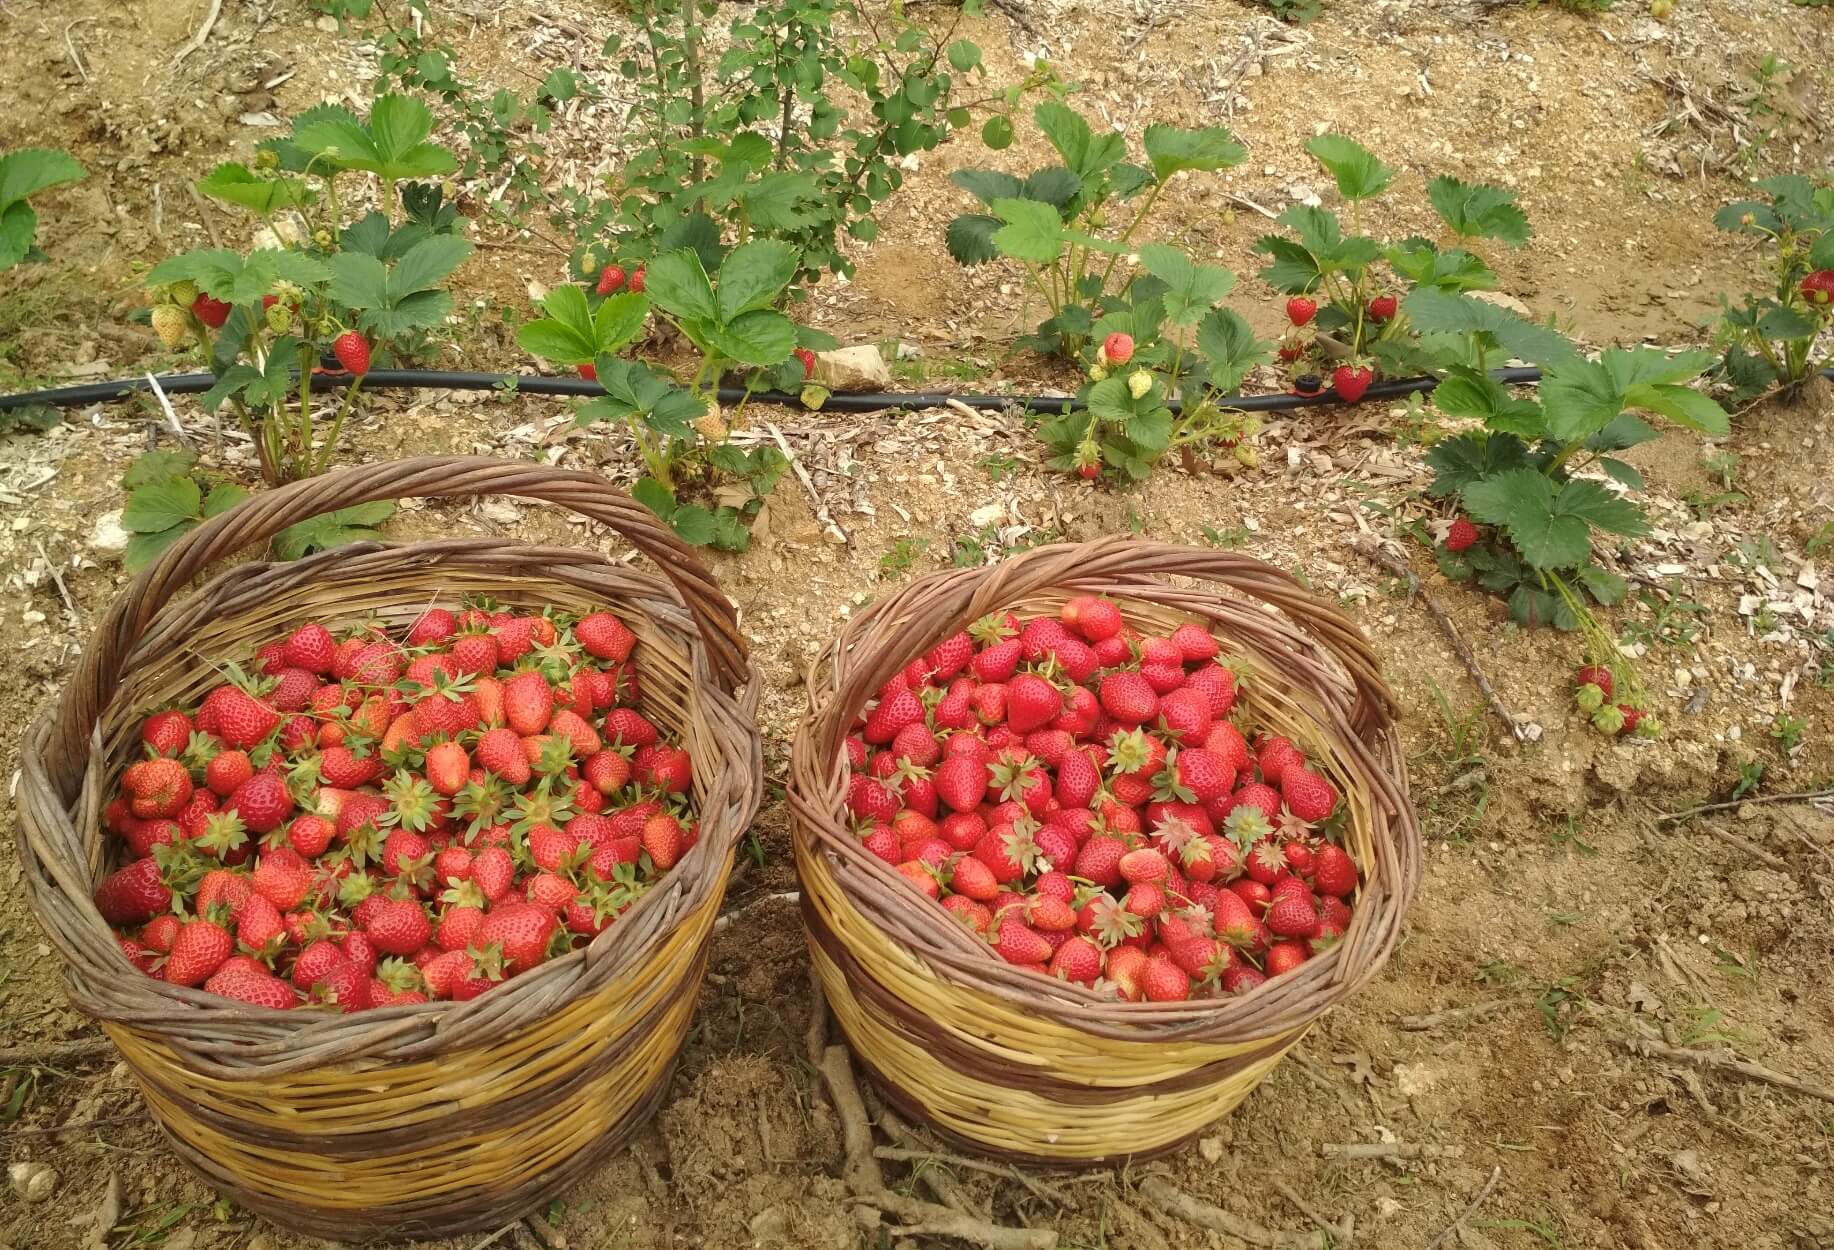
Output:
(332, 332), (371, 376)
(191, 293), (232, 328)
(1102, 332), (1134, 366)
(596, 264), (627, 296)
(1445, 517), (1478, 552)
(794, 348), (816, 379)
(1285, 296), (1316, 327)
(1367, 294), (1398, 322)
(1332, 364), (1374, 404)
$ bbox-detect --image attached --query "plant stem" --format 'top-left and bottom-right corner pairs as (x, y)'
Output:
(684, 0), (706, 186)
(1095, 181), (1165, 291)
(311, 378), (365, 474)
(296, 343), (314, 475)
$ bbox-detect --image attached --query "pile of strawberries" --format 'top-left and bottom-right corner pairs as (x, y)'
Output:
(842, 598), (1361, 1002)
(95, 603), (697, 1011)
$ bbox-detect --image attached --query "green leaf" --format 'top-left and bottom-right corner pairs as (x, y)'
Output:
(989, 197), (1065, 265)
(0, 148), (86, 210)
(716, 239), (798, 321)
(1139, 243), (1235, 327)
(1598, 457), (1645, 490)
(737, 172), (824, 232)
(196, 163), (311, 215)
(703, 309), (797, 365)
(644, 248), (719, 323)
(1401, 288), (1581, 369)
(630, 477), (677, 521)
(1622, 382), (1729, 436)
(946, 214), (1001, 265)
(328, 252), (391, 314)
(122, 449), (198, 489)
(1086, 375), (1137, 423)
(1387, 239), (1496, 291)
(124, 526), (193, 573)
(1195, 308), (1271, 393)
(950, 169), (1023, 205)
(390, 233), (472, 295)
(1304, 134), (1395, 201)
(271, 502), (396, 561)
(1809, 230), (1834, 269)
(1020, 167), (1081, 210)
(1254, 235), (1323, 293)
(1555, 479), (1647, 537)
(1466, 468), (1593, 570)
(980, 115), (1014, 150)
(1714, 200), (1780, 234)
(1033, 102), (1124, 179)
(1142, 125), (1246, 181)
(1542, 347), (1724, 442)
(1425, 431), (1530, 497)
(1756, 304), (1818, 341)
(1431, 367), (1545, 436)
(947, 40), (982, 72)
(296, 94), (456, 181)
(202, 482), (250, 517)
(0, 202), (37, 270)
(122, 477), (203, 534)
(669, 504), (719, 546)
(1426, 175), (1531, 245)
(582, 359), (706, 439)
(1575, 564), (1629, 606)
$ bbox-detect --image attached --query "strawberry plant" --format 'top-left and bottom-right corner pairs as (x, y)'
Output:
(1255, 135), (1534, 390)
(1034, 246), (1274, 479)
(946, 102), (1247, 357)
(557, 0), (1022, 296)
(0, 147), (85, 273)
(1710, 174), (1834, 402)
(144, 96), (471, 484)
(517, 239), (817, 550)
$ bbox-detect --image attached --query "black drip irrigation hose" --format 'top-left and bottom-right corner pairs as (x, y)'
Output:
(0, 365), (1550, 417)
(2, 364), (1828, 418)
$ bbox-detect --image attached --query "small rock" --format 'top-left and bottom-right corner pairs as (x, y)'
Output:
(477, 499), (521, 525)
(90, 510), (131, 555)
(749, 1207), (789, 1241)
(814, 346), (892, 392)
(1471, 289), (1534, 318)
(8, 1162), (57, 1203)
(969, 503), (1005, 528)
(315, 14), (340, 30)
(1198, 1135), (1225, 1162)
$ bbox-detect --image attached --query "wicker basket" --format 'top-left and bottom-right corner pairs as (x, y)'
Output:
(14, 456), (762, 1240)
(788, 537), (1421, 1163)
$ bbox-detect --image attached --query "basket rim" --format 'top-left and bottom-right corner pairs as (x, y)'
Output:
(787, 535), (1423, 1042)
(15, 464), (766, 1074)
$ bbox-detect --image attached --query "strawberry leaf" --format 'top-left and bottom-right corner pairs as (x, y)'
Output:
(1142, 124), (1246, 181)
(1033, 102), (1124, 181)
(949, 170), (1022, 205)
(1140, 244), (1235, 328)
(989, 197), (1065, 265)
(1426, 175), (1532, 246)
(945, 214), (1001, 265)
(1431, 368), (1545, 437)
(714, 239), (799, 322)
(1195, 307), (1271, 394)
(1304, 134), (1395, 201)
(643, 248), (719, 323)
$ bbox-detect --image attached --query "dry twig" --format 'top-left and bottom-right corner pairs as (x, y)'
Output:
(1137, 1176), (1326, 1250)
(765, 421), (849, 545)
(1270, 1177), (1353, 1246)
(1350, 537), (1536, 742)
(0, 1037), (115, 1068)
(63, 18), (93, 82)
(1321, 1142), (1462, 1161)
(1620, 1037), (1834, 1105)
(1653, 788), (1834, 825)
(1398, 999), (1517, 1032)
(1426, 1166), (1501, 1250)
(170, 0), (224, 66)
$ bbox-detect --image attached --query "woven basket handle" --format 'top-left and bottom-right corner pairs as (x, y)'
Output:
(833, 534), (1398, 746)
(44, 455), (746, 801)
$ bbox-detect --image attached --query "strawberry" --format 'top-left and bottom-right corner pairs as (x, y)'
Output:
(1257, 737), (1305, 786)
(1445, 517), (1478, 552)
(1141, 954), (1191, 1001)
(1101, 332), (1134, 366)
(1119, 847), (1170, 885)
(1264, 940), (1310, 977)
(1098, 672), (1158, 725)
(126, 758), (192, 819)
(1366, 294), (1398, 322)
(604, 708), (659, 747)
(634, 744), (692, 794)
(213, 686), (281, 750)
(332, 331), (371, 376)
(1169, 623), (1218, 662)
(191, 293), (231, 328)
(151, 303), (190, 348)
(476, 902), (558, 973)
(1265, 889), (1320, 938)
(452, 634), (500, 676)
(970, 638), (1022, 683)
(1004, 674), (1062, 734)
(628, 267), (646, 293)
(471, 846), (515, 902)
(1074, 836), (1127, 888)
(205, 964), (299, 1009)
(166, 919), (233, 986)
(226, 772), (293, 834)
(1048, 935), (1103, 985)
(1173, 748), (1231, 802)
(793, 347), (817, 379)
(641, 813), (686, 871)
(1285, 296), (1317, 327)
(1222, 965), (1267, 994)
(141, 913), (182, 954)
(1281, 768), (1337, 823)
(95, 858), (172, 924)
(236, 894), (286, 954)
(503, 672), (553, 736)
(365, 895), (432, 956)
(279, 623), (336, 674)
(596, 264), (627, 296)
(286, 814), (334, 858)
(141, 711), (193, 757)
(291, 940), (348, 990)
(1053, 748), (1101, 809)
(1332, 364), (1374, 404)
(864, 688), (925, 744)
(251, 848), (312, 911)
(313, 961), (373, 1012)
(318, 745), (381, 790)
(576, 612), (636, 662)
(1312, 843), (1358, 897)
(992, 917), (1051, 966)
(424, 741), (470, 797)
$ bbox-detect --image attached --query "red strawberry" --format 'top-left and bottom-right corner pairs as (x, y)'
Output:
(213, 686), (281, 750)
(1366, 294), (1398, 322)
(575, 612), (636, 662)
(226, 773), (293, 835)
(596, 263), (627, 295)
(1173, 748), (1231, 802)
(641, 813), (686, 871)
(141, 913), (182, 954)
(793, 347), (817, 379)
(992, 917), (1051, 966)
(1445, 517), (1478, 552)
(191, 293), (232, 328)
(141, 710), (192, 757)
(1053, 748), (1101, 809)
(1264, 939), (1310, 977)
(925, 632), (974, 681)
(1074, 836), (1127, 888)
(1265, 889), (1320, 938)
(476, 903), (557, 974)
(1575, 665), (1614, 700)
(286, 813), (334, 858)
(365, 895), (432, 956)
(1285, 296), (1317, 327)
(165, 919), (233, 986)
(1000, 674), (1059, 733)
(864, 688), (925, 744)
(502, 672), (553, 736)
(1141, 954), (1191, 1001)
(1257, 737), (1305, 786)
(205, 964), (299, 1009)
(127, 758), (193, 819)
(1098, 672), (1158, 725)
(95, 858), (172, 925)
(424, 741), (470, 798)
(1281, 768), (1336, 823)
(280, 623), (335, 673)
(1222, 964), (1267, 994)
(970, 638), (1022, 683)
(1312, 843), (1358, 897)
(1101, 331), (1134, 366)
(332, 331), (370, 376)
(313, 961), (372, 1012)
(1048, 935), (1103, 985)
(628, 267), (646, 293)
(1119, 847), (1170, 885)
(251, 848), (312, 911)
(471, 846), (515, 902)
(1332, 364), (1374, 404)
(634, 744), (692, 794)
